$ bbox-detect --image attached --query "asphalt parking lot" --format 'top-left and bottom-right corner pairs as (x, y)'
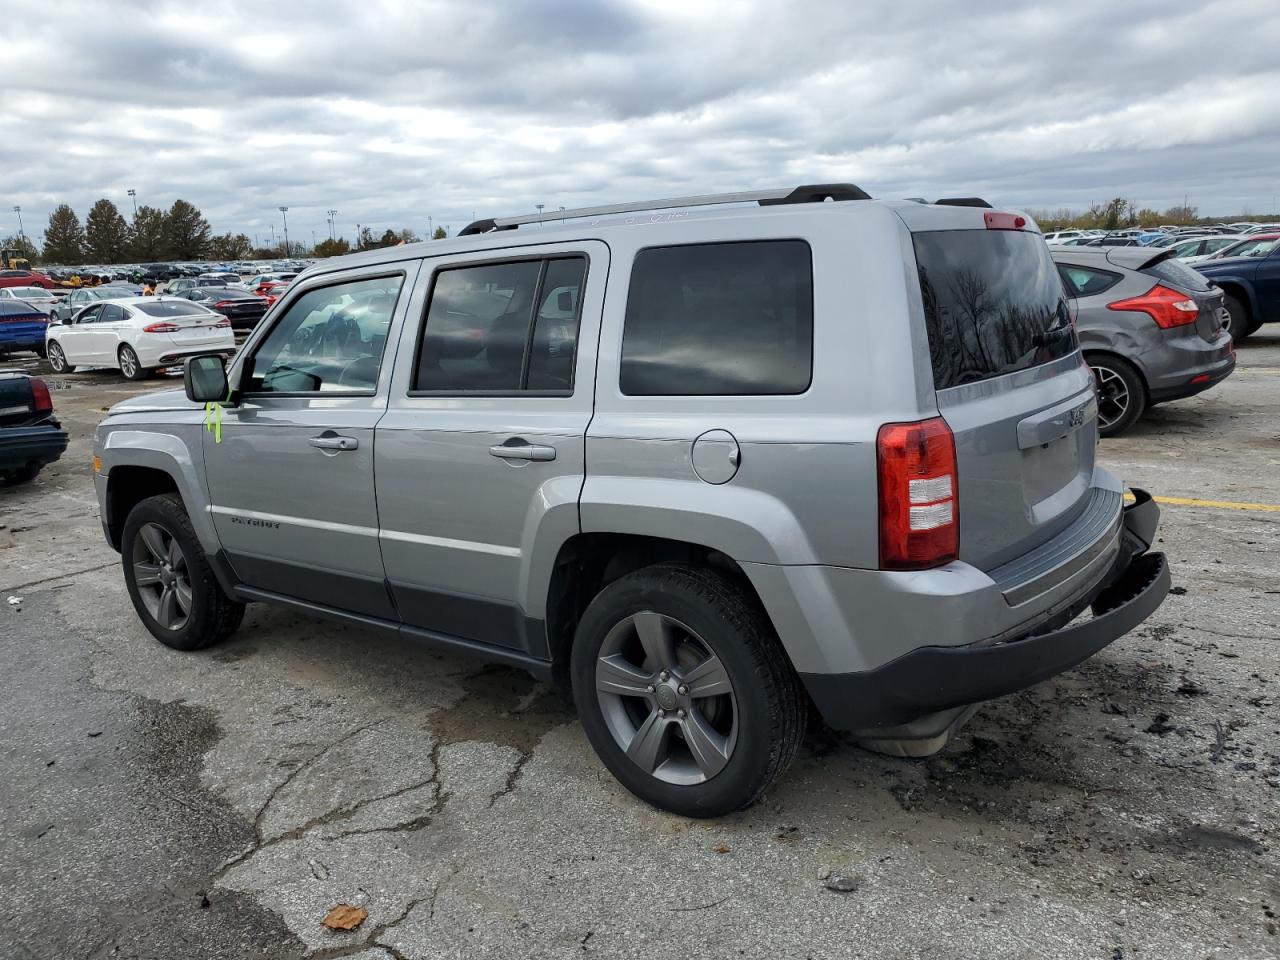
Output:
(1, 334), (1277, 960)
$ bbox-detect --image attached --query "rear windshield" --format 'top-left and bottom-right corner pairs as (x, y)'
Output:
(1143, 255), (1211, 293)
(914, 230), (1076, 390)
(136, 301), (213, 317)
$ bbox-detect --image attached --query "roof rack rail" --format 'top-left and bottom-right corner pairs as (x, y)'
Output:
(458, 182), (872, 236)
(935, 197), (992, 208)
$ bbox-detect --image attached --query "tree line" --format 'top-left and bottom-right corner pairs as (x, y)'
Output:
(7, 197), (452, 266)
(1027, 198), (1265, 233)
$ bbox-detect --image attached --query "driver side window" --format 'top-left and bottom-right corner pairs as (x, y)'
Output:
(246, 274), (404, 394)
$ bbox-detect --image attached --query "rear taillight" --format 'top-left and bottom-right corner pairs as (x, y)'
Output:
(30, 377), (52, 412)
(143, 321), (180, 333)
(877, 417), (959, 571)
(214, 318), (231, 328)
(1107, 284), (1198, 329)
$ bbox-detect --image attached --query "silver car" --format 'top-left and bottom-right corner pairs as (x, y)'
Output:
(50, 285), (137, 323)
(93, 186), (1169, 816)
(0, 286), (59, 316)
(1052, 247), (1235, 436)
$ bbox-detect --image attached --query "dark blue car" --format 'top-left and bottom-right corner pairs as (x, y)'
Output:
(0, 299), (49, 357)
(1193, 234), (1280, 341)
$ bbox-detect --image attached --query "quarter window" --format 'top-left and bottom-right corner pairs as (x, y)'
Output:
(413, 256), (587, 393)
(246, 275), (403, 394)
(1057, 264), (1122, 297)
(619, 241), (814, 396)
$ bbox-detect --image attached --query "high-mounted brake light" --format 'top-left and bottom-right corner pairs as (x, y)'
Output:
(1107, 284), (1198, 329)
(877, 417), (959, 570)
(143, 321), (180, 333)
(30, 376), (52, 413)
(984, 211), (1027, 230)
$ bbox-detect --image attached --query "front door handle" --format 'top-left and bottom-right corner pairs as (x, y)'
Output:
(489, 442), (557, 462)
(309, 434), (359, 452)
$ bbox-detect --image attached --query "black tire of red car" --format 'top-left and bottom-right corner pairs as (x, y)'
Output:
(121, 493), (245, 651)
(118, 344), (150, 381)
(1224, 294), (1261, 342)
(1088, 353), (1146, 438)
(46, 341), (75, 373)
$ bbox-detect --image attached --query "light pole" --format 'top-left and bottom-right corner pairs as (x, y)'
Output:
(428, 215), (433, 238)
(12, 205), (23, 243)
(327, 209), (337, 241)
(127, 189), (137, 218)
(278, 206), (289, 257)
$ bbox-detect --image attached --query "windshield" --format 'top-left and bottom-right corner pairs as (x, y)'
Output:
(914, 229), (1076, 390)
(1218, 237), (1279, 259)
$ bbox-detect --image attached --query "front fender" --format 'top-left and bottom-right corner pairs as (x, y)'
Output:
(100, 425), (217, 553)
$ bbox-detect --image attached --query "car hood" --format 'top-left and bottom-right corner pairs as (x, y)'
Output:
(107, 388), (199, 415)
(1195, 256), (1258, 274)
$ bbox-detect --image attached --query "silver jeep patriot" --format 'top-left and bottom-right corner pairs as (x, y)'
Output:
(94, 185), (1169, 817)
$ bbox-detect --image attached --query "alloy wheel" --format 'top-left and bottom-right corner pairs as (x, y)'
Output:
(595, 611), (738, 786)
(119, 347), (138, 378)
(48, 342), (66, 372)
(1091, 364), (1129, 431)
(131, 522), (192, 631)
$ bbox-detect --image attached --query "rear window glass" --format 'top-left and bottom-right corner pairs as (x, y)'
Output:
(136, 301), (213, 317)
(0, 300), (42, 315)
(1144, 255), (1210, 293)
(620, 240), (813, 396)
(914, 230), (1076, 390)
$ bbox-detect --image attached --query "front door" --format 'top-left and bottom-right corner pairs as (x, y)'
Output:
(202, 266), (417, 618)
(57, 303), (104, 364)
(1257, 250), (1280, 324)
(376, 243), (607, 656)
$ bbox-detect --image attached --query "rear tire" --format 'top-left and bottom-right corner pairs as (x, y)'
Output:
(121, 493), (245, 650)
(3, 463), (40, 485)
(571, 562), (807, 817)
(47, 340), (74, 373)
(119, 344), (150, 381)
(33, 343), (47, 359)
(1088, 354), (1146, 438)
(1224, 294), (1261, 341)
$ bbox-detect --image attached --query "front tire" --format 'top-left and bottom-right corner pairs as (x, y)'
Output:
(571, 563), (806, 817)
(121, 493), (245, 650)
(119, 344), (150, 380)
(1088, 354), (1146, 438)
(47, 340), (75, 373)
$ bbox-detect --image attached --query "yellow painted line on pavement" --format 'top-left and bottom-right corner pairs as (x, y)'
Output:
(1124, 492), (1280, 513)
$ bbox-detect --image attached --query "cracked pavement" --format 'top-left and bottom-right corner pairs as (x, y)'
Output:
(1, 336), (1278, 959)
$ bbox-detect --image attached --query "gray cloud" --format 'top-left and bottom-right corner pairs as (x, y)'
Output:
(5, 0), (1280, 249)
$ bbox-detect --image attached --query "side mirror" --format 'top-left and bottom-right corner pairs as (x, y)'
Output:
(184, 354), (229, 403)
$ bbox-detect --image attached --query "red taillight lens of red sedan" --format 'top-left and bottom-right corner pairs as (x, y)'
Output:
(1107, 284), (1199, 329)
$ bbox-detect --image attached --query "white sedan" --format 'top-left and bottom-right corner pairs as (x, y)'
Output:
(45, 296), (236, 380)
(0, 285), (59, 316)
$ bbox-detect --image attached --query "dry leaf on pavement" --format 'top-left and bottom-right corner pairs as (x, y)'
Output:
(322, 904), (368, 931)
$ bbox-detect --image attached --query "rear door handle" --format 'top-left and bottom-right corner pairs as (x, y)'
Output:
(489, 442), (557, 462)
(309, 435), (359, 451)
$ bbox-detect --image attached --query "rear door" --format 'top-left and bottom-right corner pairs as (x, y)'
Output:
(1257, 249), (1280, 323)
(912, 224), (1096, 571)
(375, 242), (606, 656)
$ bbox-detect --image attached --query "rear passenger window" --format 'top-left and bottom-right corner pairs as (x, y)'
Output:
(620, 241), (813, 396)
(414, 256), (586, 393)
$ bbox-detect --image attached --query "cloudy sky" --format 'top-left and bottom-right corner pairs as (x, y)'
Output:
(5, 0), (1279, 247)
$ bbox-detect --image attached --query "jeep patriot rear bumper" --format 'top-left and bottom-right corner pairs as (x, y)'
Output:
(798, 489), (1168, 732)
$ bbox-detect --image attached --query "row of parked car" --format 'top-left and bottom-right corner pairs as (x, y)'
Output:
(2, 211), (1277, 438)
(0, 270), (297, 380)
